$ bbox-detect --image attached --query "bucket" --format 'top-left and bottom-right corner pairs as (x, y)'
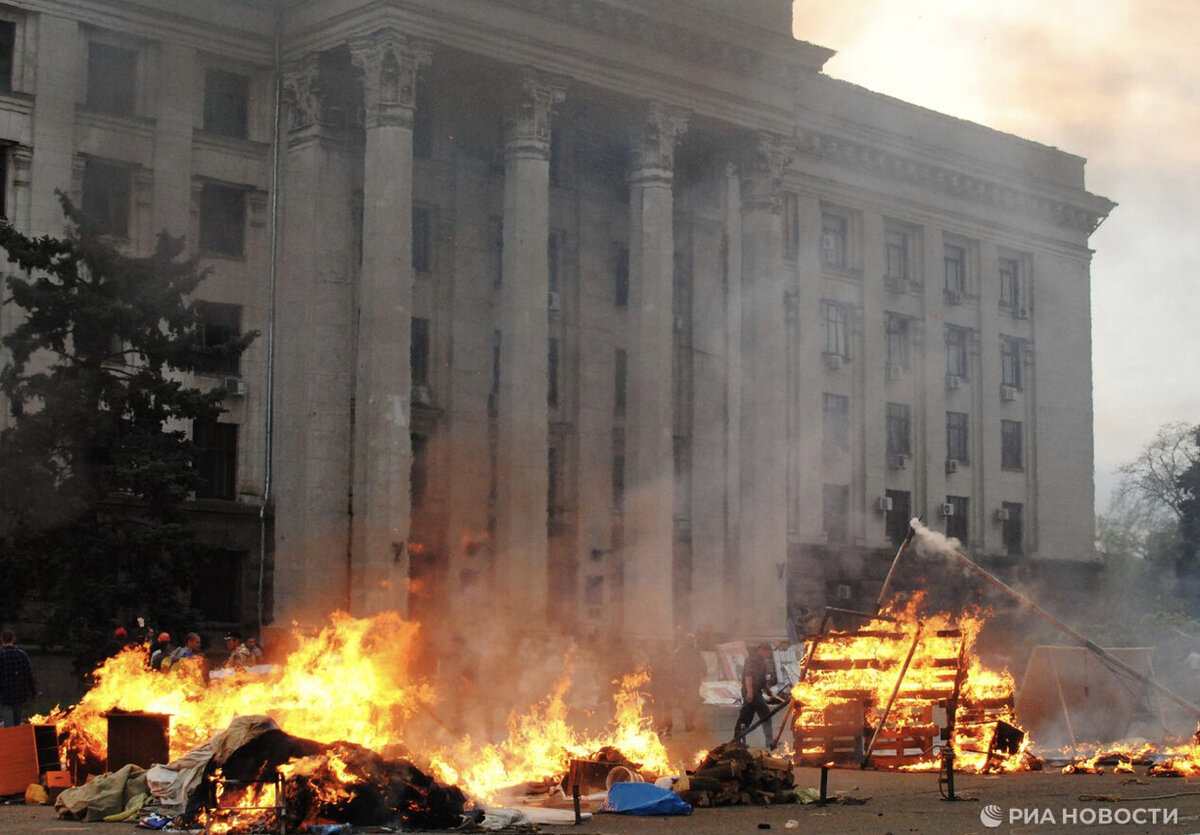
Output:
(605, 765), (644, 789)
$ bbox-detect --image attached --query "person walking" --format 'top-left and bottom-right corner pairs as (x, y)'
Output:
(733, 643), (780, 749)
(0, 629), (38, 727)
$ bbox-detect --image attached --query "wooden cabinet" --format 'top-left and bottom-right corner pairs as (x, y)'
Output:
(0, 724), (59, 795)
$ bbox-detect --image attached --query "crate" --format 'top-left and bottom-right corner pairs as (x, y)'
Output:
(0, 724), (59, 796)
(794, 701), (865, 766)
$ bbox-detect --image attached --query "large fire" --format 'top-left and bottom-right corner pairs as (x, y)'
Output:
(39, 612), (669, 804)
(790, 597), (1031, 772)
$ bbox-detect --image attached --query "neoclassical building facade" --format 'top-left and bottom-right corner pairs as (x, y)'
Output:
(0, 0), (1114, 639)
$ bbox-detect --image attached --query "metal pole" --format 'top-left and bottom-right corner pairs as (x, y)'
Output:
(862, 622), (923, 767)
(921, 525), (1200, 720)
(876, 518), (920, 613)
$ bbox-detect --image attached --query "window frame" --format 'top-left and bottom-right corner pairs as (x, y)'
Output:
(1000, 336), (1022, 389)
(198, 181), (247, 257)
(1001, 419), (1024, 470)
(822, 300), (851, 359)
(820, 210), (848, 269)
(85, 39), (139, 117)
(81, 157), (132, 238)
(946, 411), (970, 463)
(885, 313), (910, 369)
(945, 495), (969, 543)
(946, 326), (970, 379)
(886, 402), (912, 457)
(195, 301), (243, 376)
(193, 419), (238, 501)
(823, 392), (850, 452)
(203, 68), (251, 139)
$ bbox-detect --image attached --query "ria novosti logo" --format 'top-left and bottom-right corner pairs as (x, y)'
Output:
(979, 804), (1177, 828)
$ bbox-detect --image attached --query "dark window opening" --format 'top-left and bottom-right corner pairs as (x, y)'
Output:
(1002, 501), (1024, 557)
(885, 229), (908, 284)
(886, 402), (911, 456)
(946, 326), (970, 379)
(412, 206), (432, 273)
(946, 495), (969, 543)
(886, 314), (910, 368)
(944, 243), (966, 296)
(199, 183), (246, 256)
(82, 159), (131, 237)
(1001, 419), (1024, 470)
(204, 69), (249, 138)
(1001, 337), (1022, 389)
(822, 301), (849, 358)
(412, 79), (432, 159)
(194, 420), (237, 500)
(885, 490), (912, 548)
(87, 41), (136, 116)
(947, 411), (970, 463)
(0, 21), (15, 93)
(820, 212), (847, 268)
(411, 317), (430, 390)
(999, 257), (1021, 310)
(196, 301), (242, 376)
(411, 433), (428, 511)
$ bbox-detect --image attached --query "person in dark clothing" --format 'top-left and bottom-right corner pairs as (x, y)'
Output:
(733, 643), (780, 748)
(0, 629), (38, 727)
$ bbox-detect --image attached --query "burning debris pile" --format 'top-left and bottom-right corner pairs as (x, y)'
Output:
(789, 596), (1032, 773)
(677, 744), (796, 807)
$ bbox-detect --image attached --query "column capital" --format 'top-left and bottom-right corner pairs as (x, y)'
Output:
(282, 53), (327, 131)
(629, 101), (689, 186)
(503, 70), (567, 161)
(739, 131), (795, 213)
(348, 28), (433, 130)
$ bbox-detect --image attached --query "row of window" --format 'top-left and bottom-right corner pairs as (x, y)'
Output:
(824, 394), (1025, 470)
(81, 37), (252, 138)
(822, 303), (1026, 389)
(787, 196), (1030, 318)
(824, 485), (1024, 556)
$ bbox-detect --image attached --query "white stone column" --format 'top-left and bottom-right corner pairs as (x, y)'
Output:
(737, 133), (793, 636)
(495, 71), (565, 628)
(347, 30), (432, 617)
(625, 101), (688, 639)
(272, 54), (360, 624)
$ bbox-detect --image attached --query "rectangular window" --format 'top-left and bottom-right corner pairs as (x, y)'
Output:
(885, 490), (912, 548)
(1001, 419), (1023, 469)
(946, 326), (969, 379)
(944, 243), (966, 296)
(412, 206), (432, 272)
(886, 403), (911, 456)
(999, 257), (1021, 310)
(203, 69), (249, 138)
(947, 411), (970, 463)
(194, 420), (237, 500)
(412, 80), (432, 159)
(199, 182), (246, 256)
(946, 495), (969, 543)
(1000, 336), (1022, 388)
(614, 245), (630, 307)
(411, 317), (430, 390)
(885, 314), (909, 368)
(822, 484), (849, 544)
(1002, 501), (1024, 557)
(820, 211), (847, 268)
(884, 229), (909, 286)
(87, 41), (136, 116)
(82, 159), (131, 237)
(0, 20), (15, 93)
(547, 338), (559, 408)
(782, 192), (799, 261)
(614, 348), (627, 417)
(822, 301), (849, 358)
(823, 393), (850, 452)
(196, 301), (242, 376)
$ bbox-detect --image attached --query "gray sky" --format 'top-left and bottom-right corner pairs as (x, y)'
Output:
(792, 0), (1200, 511)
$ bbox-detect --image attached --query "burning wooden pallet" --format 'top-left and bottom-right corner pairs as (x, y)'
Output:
(791, 607), (1023, 771)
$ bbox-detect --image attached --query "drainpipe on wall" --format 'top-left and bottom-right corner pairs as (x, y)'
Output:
(258, 4), (284, 635)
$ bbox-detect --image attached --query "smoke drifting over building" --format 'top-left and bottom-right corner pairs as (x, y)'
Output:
(0, 0), (1113, 642)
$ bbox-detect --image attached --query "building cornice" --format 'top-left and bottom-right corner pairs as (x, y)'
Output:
(793, 126), (1116, 234)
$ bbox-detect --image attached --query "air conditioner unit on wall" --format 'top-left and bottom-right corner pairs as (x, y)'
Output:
(945, 458), (959, 474)
(889, 453), (909, 470)
(877, 496), (893, 512)
(946, 374), (962, 391)
(1000, 385), (1017, 402)
(940, 502), (955, 517)
(824, 352), (844, 371)
(223, 376), (246, 397)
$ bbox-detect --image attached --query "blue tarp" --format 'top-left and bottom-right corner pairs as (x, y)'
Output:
(602, 782), (693, 816)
